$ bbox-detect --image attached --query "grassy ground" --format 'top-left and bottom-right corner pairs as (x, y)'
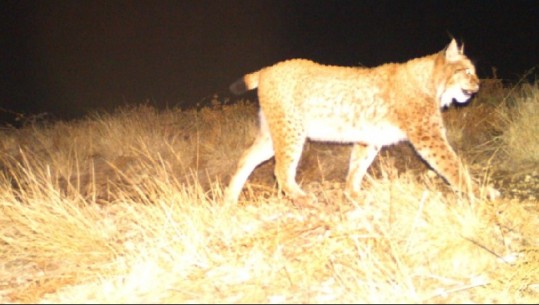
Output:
(0, 79), (538, 303)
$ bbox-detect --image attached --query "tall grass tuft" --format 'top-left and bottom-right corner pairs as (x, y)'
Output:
(497, 82), (539, 165)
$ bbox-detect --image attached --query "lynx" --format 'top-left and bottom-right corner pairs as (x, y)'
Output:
(224, 39), (499, 204)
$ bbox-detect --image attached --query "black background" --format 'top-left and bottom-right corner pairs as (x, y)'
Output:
(1, 0), (538, 123)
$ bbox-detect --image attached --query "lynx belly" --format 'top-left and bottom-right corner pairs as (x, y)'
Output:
(305, 119), (406, 146)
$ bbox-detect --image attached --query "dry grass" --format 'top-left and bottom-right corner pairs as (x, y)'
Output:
(0, 82), (538, 303)
(497, 83), (539, 165)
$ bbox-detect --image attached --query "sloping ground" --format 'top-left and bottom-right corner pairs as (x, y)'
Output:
(0, 80), (537, 303)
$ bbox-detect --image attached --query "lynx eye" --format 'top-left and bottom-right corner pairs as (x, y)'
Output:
(455, 68), (473, 75)
(454, 68), (466, 75)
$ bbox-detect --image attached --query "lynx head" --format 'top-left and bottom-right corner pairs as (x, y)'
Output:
(438, 39), (480, 108)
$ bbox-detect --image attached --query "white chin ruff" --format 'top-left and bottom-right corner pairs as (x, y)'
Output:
(440, 88), (472, 107)
(454, 91), (472, 103)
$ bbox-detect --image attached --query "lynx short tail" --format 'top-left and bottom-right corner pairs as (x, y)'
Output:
(229, 71), (260, 95)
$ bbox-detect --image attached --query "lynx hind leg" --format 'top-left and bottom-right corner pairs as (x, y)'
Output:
(345, 144), (380, 199)
(224, 114), (274, 204)
(271, 119), (308, 201)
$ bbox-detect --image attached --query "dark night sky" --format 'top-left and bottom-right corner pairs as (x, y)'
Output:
(1, 0), (538, 123)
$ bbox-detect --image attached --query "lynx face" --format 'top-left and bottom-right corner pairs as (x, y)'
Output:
(224, 39), (499, 204)
(440, 59), (480, 107)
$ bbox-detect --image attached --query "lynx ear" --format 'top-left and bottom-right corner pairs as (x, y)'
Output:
(445, 38), (462, 62)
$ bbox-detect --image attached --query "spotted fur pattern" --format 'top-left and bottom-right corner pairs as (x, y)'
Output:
(224, 39), (499, 203)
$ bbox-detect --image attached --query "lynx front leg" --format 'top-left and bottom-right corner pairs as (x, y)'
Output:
(408, 126), (480, 199)
(345, 144), (380, 198)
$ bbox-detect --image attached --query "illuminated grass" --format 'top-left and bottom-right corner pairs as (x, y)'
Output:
(0, 82), (538, 303)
